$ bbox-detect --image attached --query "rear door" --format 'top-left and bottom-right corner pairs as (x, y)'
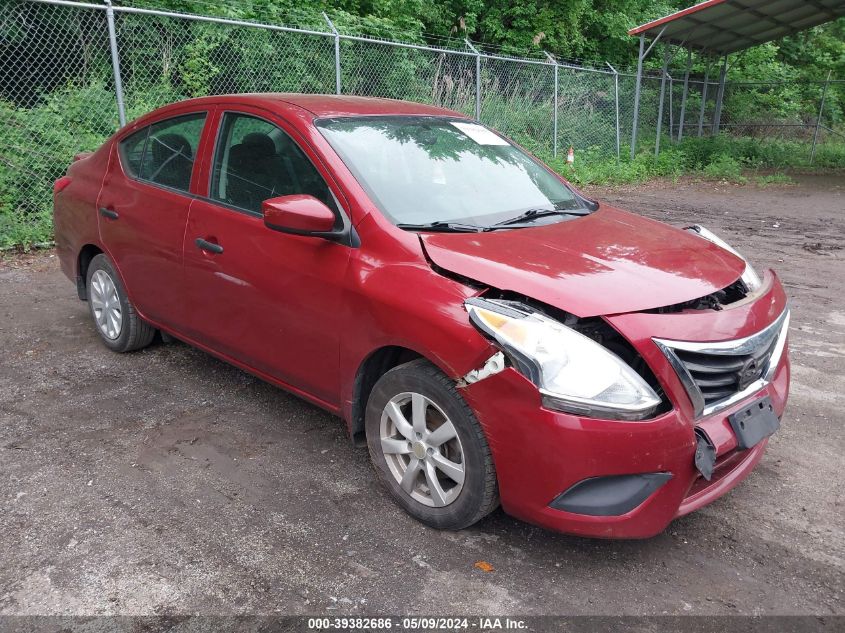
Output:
(97, 108), (211, 327)
(182, 107), (352, 405)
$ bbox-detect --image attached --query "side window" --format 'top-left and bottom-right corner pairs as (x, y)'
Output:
(210, 112), (336, 214)
(118, 127), (148, 177)
(122, 112), (206, 192)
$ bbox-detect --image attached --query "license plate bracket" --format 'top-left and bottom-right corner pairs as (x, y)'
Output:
(728, 396), (780, 450)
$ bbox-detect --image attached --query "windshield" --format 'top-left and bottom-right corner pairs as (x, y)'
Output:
(316, 116), (583, 228)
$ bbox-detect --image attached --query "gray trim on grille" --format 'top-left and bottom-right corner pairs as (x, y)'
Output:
(653, 308), (790, 419)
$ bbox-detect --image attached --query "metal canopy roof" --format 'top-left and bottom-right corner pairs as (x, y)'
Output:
(629, 0), (845, 55)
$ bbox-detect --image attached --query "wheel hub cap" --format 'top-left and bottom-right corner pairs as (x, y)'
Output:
(379, 392), (465, 508)
(412, 441), (427, 460)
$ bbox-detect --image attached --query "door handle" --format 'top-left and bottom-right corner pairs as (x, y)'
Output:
(195, 238), (224, 254)
(99, 207), (119, 220)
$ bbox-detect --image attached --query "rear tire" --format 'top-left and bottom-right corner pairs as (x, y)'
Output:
(85, 254), (155, 353)
(366, 359), (499, 530)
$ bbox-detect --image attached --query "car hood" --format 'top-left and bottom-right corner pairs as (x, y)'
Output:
(420, 206), (746, 318)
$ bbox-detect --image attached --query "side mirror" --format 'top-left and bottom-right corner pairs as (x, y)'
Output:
(262, 194), (337, 237)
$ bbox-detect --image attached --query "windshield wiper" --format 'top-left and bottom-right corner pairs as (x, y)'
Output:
(397, 206), (590, 232)
(493, 206), (591, 227)
(396, 221), (490, 233)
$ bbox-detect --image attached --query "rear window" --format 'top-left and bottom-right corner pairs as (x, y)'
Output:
(118, 127), (147, 177)
(117, 112), (207, 193)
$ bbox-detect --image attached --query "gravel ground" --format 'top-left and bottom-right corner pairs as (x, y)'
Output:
(1, 174), (843, 617)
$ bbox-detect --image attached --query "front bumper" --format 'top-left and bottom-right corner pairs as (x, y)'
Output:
(460, 271), (789, 539)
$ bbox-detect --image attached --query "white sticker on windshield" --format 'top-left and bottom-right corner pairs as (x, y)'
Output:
(450, 121), (510, 146)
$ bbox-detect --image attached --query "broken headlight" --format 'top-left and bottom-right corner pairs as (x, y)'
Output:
(686, 225), (762, 293)
(465, 299), (661, 421)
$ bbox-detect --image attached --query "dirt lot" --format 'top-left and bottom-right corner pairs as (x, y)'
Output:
(1, 174), (843, 617)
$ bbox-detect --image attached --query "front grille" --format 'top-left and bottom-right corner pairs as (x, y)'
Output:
(673, 334), (779, 406)
(654, 309), (790, 418)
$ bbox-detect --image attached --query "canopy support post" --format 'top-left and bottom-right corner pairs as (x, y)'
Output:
(668, 74), (674, 140)
(631, 26), (666, 159)
(678, 48), (692, 141)
(630, 34), (645, 160)
(655, 46), (671, 156)
(697, 57), (711, 137)
(811, 70), (832, 164)
(711, 54), (728, 134)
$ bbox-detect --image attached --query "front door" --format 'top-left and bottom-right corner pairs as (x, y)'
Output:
(182, 109), (352, 405)
(97, 110), (209, 327)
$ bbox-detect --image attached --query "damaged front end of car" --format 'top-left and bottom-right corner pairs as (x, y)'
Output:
(461, 296), (664, 421)
(431, 225), (790, 538)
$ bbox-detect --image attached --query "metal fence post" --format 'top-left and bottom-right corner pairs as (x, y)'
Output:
(545, 52), (558, 157)
(465, 39), (481, 120)
(811, 70), (832, 164)
(655, 46), (671, 156)
(322, 12), (341, 94)
(104, 0), (126, 127)
(607, 62), (620, 162)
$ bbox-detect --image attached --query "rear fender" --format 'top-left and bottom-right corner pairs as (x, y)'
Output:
(53, 144), (111, 285)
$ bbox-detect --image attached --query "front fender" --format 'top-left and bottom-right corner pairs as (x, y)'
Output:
(338, 220), (496, 425)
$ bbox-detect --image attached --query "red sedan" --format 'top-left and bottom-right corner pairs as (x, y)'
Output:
(53, 94), (790, 538)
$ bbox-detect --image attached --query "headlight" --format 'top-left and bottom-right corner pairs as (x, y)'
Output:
(465, 298), (661, 420)
(686, 225), (762, 293)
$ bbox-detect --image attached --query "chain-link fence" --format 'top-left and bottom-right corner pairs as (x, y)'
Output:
(1, 0), (843, 246)
(2, 0), (118, 244)
(718, 79), (845, 161)
(634, 72), (845, 159)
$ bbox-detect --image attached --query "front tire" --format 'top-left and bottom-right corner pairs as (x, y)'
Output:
(86, 254), (155, 353)
(366, 359), (499, 530)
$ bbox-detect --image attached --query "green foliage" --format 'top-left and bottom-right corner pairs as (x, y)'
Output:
(702, 154), (746, 183)
(117, 0), (845, 79)
(2, 0), (844, 248)
(811, 142), (845, 168)
(179, 27), (229, 97)
(540, 146), (685, 187)
(0, 80), (192, 249)
(533, 135), (845, 188)
(755, 173), (793, 187)
(0, 82), (119, 248)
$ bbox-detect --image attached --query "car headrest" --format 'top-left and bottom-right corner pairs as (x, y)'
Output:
(241, 133), (276, 158)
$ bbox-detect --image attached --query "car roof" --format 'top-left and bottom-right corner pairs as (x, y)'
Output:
(166, 93), (467, 119)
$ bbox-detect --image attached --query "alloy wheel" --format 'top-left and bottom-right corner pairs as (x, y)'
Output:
(89, 269), (123, 340)
(379, 392), (465, 507)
